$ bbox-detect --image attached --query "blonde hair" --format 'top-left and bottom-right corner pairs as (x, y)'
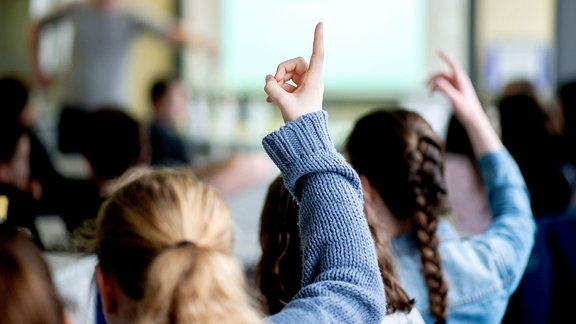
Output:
(95, 169), (262, 323)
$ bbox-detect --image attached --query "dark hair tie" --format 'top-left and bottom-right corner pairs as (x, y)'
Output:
(175, 240), (194, 248)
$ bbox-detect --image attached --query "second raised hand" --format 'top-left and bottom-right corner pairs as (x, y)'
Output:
(264, 22), (325, 123)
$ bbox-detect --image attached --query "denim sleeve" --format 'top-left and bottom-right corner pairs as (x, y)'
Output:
(262, 111), (386, 324)
(476, 149), (536, 291)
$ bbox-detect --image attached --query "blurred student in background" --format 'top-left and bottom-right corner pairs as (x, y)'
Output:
(0, 75), (99, 221)
(0, 224), (69, 324)
(29, 0), (218, 154)
(497, 91), (571, 216)
(149, 76), (194, 167)
(0, 121), (43, 248)
(147, 75), (277, 197)
(63, 108), (148, 243)
(343, 52), (535, 323)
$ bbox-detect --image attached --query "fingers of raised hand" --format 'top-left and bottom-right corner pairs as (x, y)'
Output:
(274, 57), (309, 85)
(264, 74), (283, 102)
(431, 76), (461, 105)
(307, 22), (325, 83)
(438, 51), (463, 75)
(427, 73), (453, 91)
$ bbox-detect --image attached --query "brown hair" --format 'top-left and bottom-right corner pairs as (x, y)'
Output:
(256, 175), (301, 314)
(345, 108), (450, 321)
(95, 169), (262, 323)
(0, 224), (66, 324)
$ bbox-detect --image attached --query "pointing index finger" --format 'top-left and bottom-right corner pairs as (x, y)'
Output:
(307, 22), (324, 82)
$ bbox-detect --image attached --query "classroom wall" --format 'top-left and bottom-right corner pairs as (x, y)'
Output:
(127, 0), (176, 121)
(178, 0), (470, 150)
(476, 0), (555, 100)
(0, 0), (30, 78)
(0, 0), (559, 143)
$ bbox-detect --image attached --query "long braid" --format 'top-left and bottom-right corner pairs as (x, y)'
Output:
(409, 136), (449, 323)
(346, 108), (450, 322)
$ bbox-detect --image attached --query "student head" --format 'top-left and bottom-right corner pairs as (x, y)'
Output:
(345, 108), (449, 321)
(94, 169), (262, 323)
(81, 108), (148, 189)
(256, 174), (415, 316)
(500, 79), (537, 100)
(150, 77), (189, 125)
(0, 122), (31, 192)
(497, 94), (552, 160)
(498, 94), (571, 214)
(0, 75), (37, 128)
(0, 224), (67, 324)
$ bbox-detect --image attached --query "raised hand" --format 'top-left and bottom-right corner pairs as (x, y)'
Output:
(429, 51), (502, 156)
(428, 51), (484, 125)
(264, 22), (325, 123)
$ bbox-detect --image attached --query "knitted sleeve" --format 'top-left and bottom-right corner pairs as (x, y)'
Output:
(263, 111), (386, 324)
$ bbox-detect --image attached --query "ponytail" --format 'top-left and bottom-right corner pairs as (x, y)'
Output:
(95, 169), (263, 323)
(139, 242), (261, 324)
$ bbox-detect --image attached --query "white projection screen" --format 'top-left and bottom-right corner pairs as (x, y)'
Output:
(220, 0), (428, 100)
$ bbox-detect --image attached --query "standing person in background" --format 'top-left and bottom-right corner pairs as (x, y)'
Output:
(343, 52), (535, 323)
(148, 76), (194, 167)
(29, 0), (218, 154)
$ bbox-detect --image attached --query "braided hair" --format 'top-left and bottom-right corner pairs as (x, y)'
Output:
(345, 108), (450, 322)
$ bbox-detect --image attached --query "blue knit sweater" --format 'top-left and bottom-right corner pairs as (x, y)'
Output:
(263, 111), (386, 323)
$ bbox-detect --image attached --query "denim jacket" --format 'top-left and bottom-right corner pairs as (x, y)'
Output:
(392, 149), (536, 323)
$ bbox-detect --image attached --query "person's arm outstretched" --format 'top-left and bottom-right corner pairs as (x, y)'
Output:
(429, 51), (502, 156)
(262, 23), (386, 323)
(429, 52), (536, 293)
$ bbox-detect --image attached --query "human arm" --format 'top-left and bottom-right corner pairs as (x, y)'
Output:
(29, 21), (47, 89)
(127, 8), (218, 54)
(430, 52), (536, 292)
(428, 51), (502, 157)
(262, 23), (386, 323)
(28, 2), (77, 89)
(168, 23), (218, 54)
